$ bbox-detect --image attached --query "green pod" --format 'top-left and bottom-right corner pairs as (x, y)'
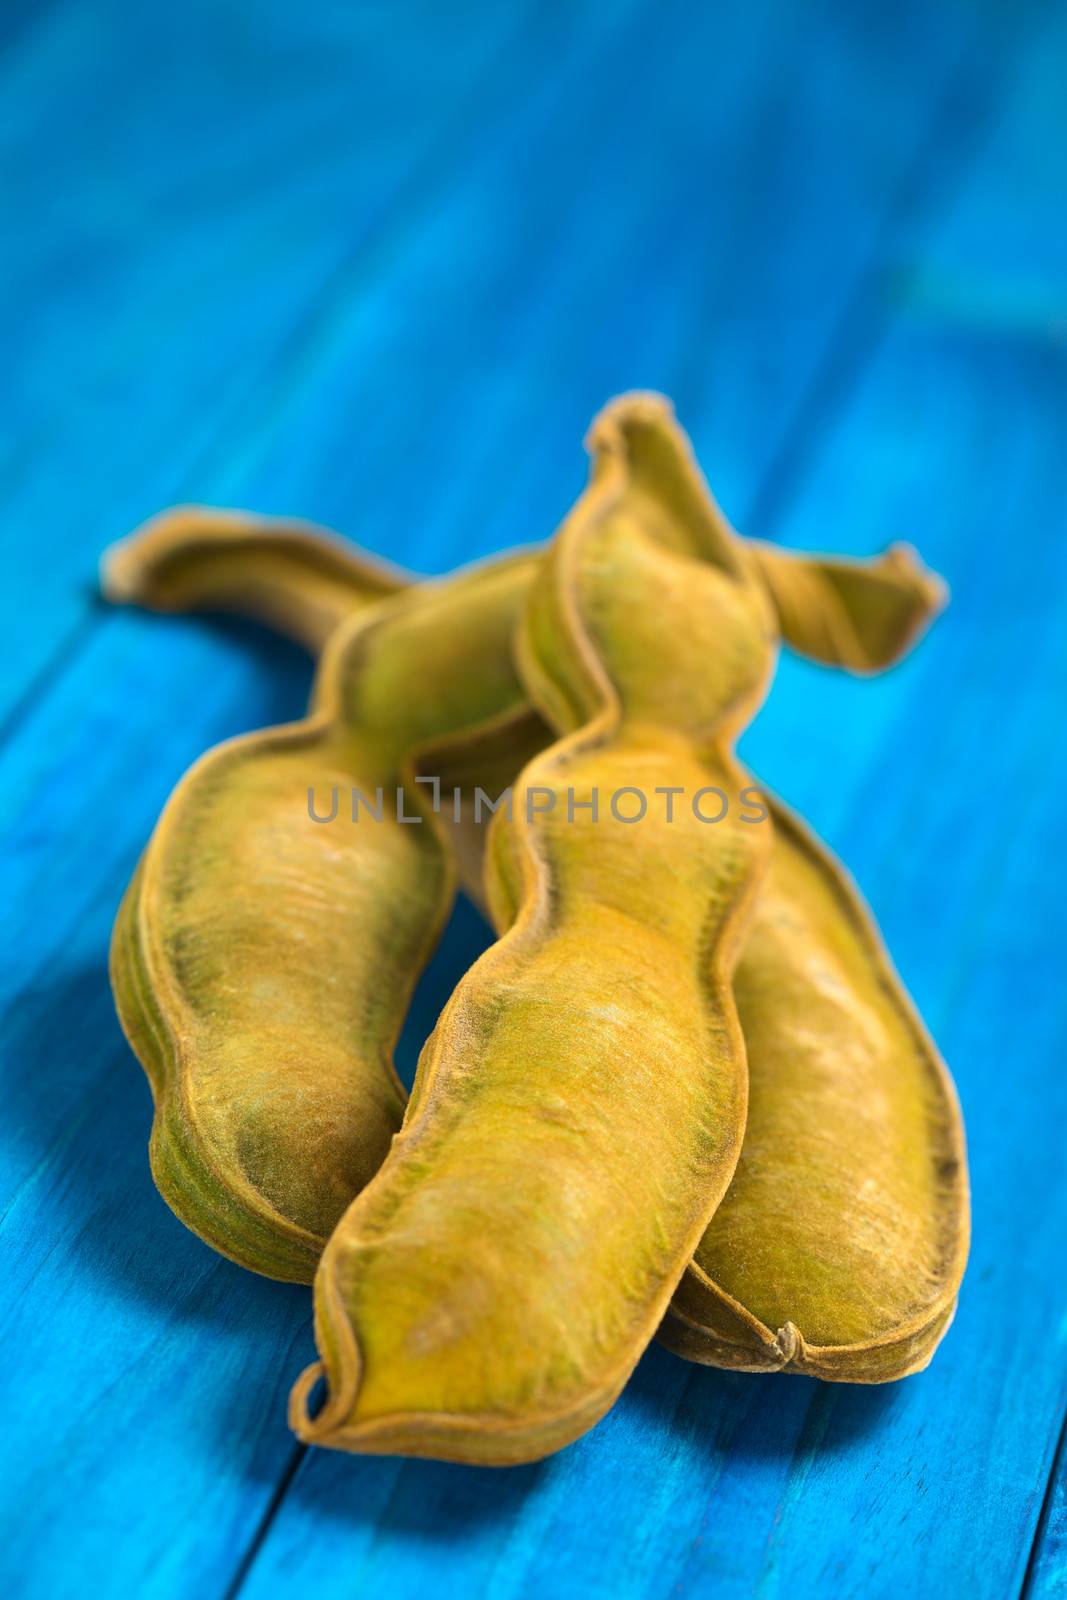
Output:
(748, 538), (945, 674)
(110, 555), (535, 1281)
(660, 791), (969, 1380)
(290, 394), (774, 1464)
(503, 405), (966, 1382)
(102, 505), (410, 652)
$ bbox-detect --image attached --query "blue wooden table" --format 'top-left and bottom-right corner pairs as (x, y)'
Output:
(1, 2), (1065, 1595)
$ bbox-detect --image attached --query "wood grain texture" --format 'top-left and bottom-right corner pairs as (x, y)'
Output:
(1030, 1424), (1067, 1599)
(0, 0), (1061, 1595)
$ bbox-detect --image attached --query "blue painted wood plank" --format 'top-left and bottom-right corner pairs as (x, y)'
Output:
(213, 0), (1009, 569)
(0, 0), (619, 721)
(0, 0), (996, 719)
(0, 2), (1055, 1598)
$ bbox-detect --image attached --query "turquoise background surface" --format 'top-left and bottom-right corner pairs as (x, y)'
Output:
(1, 1), (1064, 1595)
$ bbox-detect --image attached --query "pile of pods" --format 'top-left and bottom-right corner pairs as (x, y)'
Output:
(104, 394), (969, 1466)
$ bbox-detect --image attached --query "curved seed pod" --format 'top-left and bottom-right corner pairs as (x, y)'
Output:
(749, 539), (947, 674)
(101, 506), (411, 651)
(110, 554), (535, 1282)
(660, 791), (969, 1380)
(290, 393), (775, 1465)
